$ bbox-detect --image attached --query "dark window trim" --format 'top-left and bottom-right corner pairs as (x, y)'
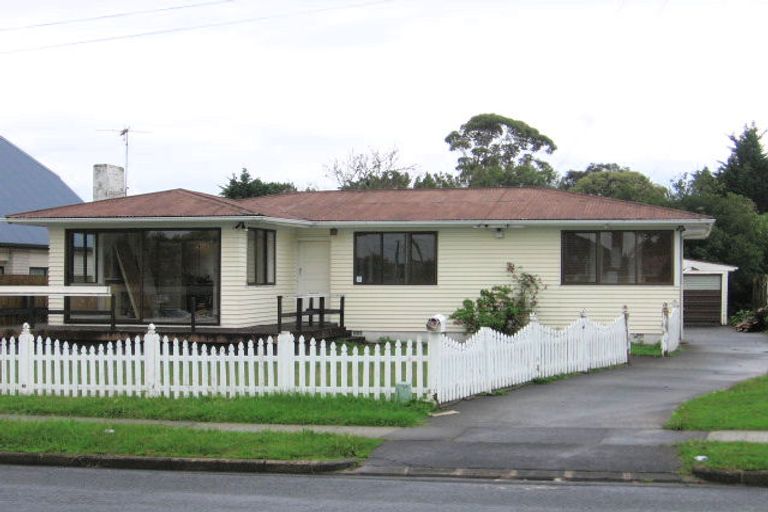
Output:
(353, 231), (438, 286)
(64, 227), (222, 326)
(560, 230), (674, 286)
(247, 228), (277, 286)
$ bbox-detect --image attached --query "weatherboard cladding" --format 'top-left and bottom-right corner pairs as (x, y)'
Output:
(0, 136), (82, 245)
(10, 187), (708, 223)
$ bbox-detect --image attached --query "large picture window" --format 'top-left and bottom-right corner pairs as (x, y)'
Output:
(354, 232), (437, 285)
(65, 229), (220, 324)
(561, 230), (673, 285)
(247, 229), (276, 285)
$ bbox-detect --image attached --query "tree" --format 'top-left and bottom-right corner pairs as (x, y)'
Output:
(444, 113), (558, 187)
(716, 124), (768, 213)
(220, 169), (296, 199)
(672, 168), (768, 311)
(559, 162), (629, 190)
(569, 168), (670, 206)
(325, 148), (415, 190)
(412, 172), (461, 189)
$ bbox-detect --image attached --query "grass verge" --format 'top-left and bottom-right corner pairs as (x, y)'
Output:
(0, 419), (380, 461)
(630, 342), (663, 357)
(0, 394), (434, 427)
(666, 374), (768, 431)
(678, 440), (768, 473)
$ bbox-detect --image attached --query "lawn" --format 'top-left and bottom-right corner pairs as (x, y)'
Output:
(0, 419), (380, 461)
(666, 374), (768, 431)
(678, 440), (768, 472)
(630, 342), (663, 357)
(0, 394), (434, 427)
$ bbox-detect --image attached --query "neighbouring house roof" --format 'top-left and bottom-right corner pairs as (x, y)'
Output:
(0, 136), (82, 246)
(7, 187), (711, 226)
(683, 259), (738, 274)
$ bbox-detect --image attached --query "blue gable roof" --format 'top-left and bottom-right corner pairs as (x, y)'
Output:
(0, 136), (82, 247)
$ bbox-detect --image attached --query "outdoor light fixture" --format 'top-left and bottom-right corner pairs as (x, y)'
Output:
(234, 222), (246, 230)
(330, 228), (338, 236)
(494, 227), (505, 239)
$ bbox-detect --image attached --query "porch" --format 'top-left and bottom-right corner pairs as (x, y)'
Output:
(0, 291), (349, 344)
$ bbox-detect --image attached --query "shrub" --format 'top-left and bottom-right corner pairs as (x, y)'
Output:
(450, 263), (545, 335)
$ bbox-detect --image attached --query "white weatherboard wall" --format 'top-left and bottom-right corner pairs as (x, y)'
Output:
(219, 224), (297, 328)
(47, 226), (65, 325)
(330, 226), (680, 338)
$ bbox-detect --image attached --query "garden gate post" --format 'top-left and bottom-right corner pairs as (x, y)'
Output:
(579, 310), (588, 372)
(426, 314), (445, 403)
(277, 331), (294, 392)
(18, 323), (34, 395)
(622, 305), (630, 363)
(144, 324), (160, 397)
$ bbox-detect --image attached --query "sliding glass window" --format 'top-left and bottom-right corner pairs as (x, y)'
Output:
(561, 230), (673, 285)
(65, 229), (220, 324)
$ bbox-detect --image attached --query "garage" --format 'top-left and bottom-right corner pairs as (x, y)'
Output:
(683, 259), (737, 326)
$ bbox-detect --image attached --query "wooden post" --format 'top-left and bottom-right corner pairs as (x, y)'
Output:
(623, 305), (630, 364)
(277, 331), (294, 392)
(144, 323), (159, 397)
(277, 295), (283, 332)
(308, 297), (314, 327)
(110, 294), (116, 332)
(24, 296), (34, 328)
(296, 297), (303, 332)
(339, 295), (345, 328)
(426, 314), (445, 403)
(18, 322), (33, 395)
(190, 296), (197, 334)
(319, 296), (326, 328)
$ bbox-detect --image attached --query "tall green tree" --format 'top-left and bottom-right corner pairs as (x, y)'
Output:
(672, 168), (768, 311)
(412, 172), (461, 189)
(219, 169), (297, 199)
(716, 124), (768, 213)
(445, 113), (558, 187)
(568, 165), (670, 206)
(325, 148), (415, 190)
(559, 162), (629, 190)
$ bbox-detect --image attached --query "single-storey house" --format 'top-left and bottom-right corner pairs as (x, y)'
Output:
(4, 187), (713, 339)
(683, 259), (737, 326)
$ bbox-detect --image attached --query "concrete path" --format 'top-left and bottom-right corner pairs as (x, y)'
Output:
(360, 327), (768, 476)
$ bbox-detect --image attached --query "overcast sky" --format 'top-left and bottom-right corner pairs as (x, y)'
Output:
(1, 0), (766, 201)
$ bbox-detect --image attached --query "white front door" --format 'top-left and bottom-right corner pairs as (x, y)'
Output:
(297, 240), (330, 296)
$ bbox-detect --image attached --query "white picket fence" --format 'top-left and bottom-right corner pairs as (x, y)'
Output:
(660, 300), (682, 355)
(435, 312), (629, 403)
(0, 310), (630, 404)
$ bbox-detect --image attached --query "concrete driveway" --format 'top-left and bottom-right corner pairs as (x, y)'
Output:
(360, 328), (768, 476)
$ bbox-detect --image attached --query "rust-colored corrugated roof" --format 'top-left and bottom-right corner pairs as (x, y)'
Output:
(8, 187), (710, 222)
(239, 188), (709, 222)
(9, 188), (255, 219)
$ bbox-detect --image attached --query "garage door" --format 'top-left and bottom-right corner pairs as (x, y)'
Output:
(683, 274), (721, 326)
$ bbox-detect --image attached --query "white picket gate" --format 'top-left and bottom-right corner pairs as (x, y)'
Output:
(0, 309), (630, 403)
(433, 312), (629, 403)
(660, 300), (681, 355)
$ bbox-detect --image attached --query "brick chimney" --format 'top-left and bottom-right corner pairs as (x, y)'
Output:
(93, 164), (126, 201)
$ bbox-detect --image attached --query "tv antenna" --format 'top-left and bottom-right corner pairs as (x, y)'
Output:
(97, 126), (150, 193)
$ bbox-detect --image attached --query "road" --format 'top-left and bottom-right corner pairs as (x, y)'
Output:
(0, 465), (766, 512)
(363, 327), (768, 476)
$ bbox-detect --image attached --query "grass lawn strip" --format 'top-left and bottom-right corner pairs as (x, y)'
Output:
(666, 374), (768, 431)
(0, 394), (433, 427)
(678, 440), (768, 473)
(0, 419), (381, 461)
(630, 342), (663, 357)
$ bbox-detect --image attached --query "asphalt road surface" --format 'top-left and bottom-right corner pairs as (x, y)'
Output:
(0, 465), (765, 512)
